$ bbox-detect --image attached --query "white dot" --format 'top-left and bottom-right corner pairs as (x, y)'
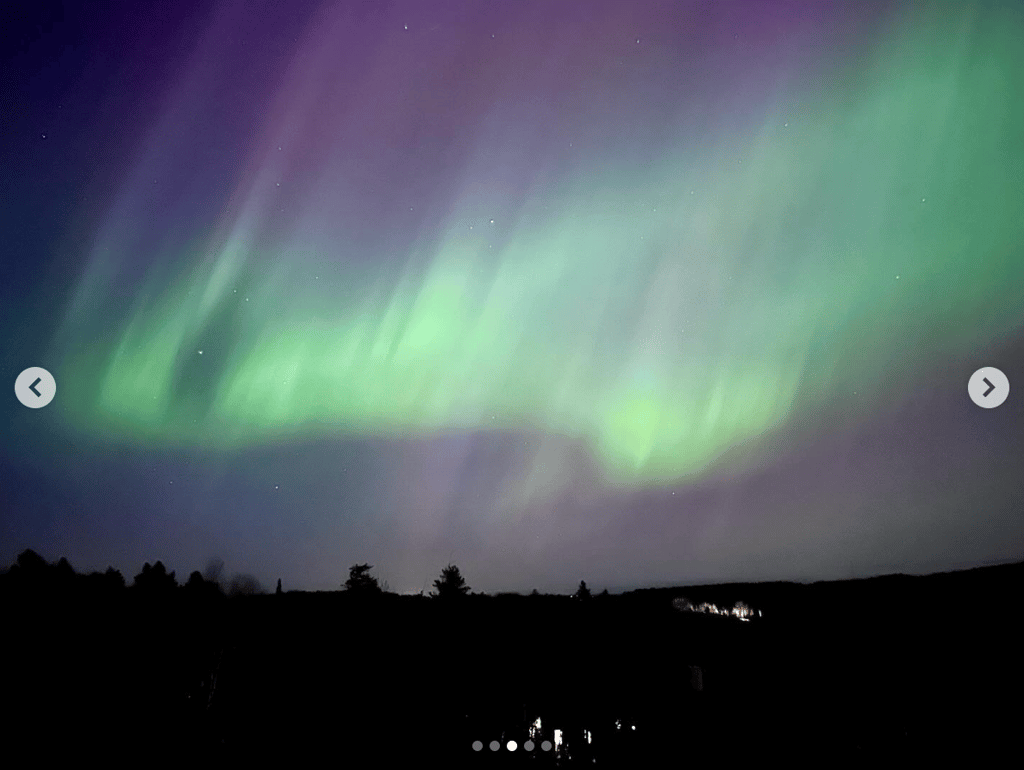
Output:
(921, 198), (926, 202)
(489, 741), (500, 751)
(507, 740), (517, 751)
(896, 275), (900, 279)
(198, 350), (203, 355)
(472, 741), (483, 751)
(636, 38), (640, 44)
(404, 24), (408, 30)
(276, 182), (280, 187)
(274, 485), (279, 490)
(490, 219), (494, 224)
(233, 289), (237, 293)
(277, 146), (282, 150)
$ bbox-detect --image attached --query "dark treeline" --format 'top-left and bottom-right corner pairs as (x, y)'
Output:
(2, 550), (1022, 765)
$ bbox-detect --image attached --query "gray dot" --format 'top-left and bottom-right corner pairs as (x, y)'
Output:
(471, 741), (482, 751)
(541, 740), (553, 751)
(524, 740), (535, 751)
(489, 740), (500, 751)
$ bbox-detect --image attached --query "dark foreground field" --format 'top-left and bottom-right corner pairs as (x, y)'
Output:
(4, 562), (1021, 766)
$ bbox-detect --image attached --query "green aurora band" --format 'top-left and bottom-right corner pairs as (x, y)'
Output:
(54, 7), (1024, 486)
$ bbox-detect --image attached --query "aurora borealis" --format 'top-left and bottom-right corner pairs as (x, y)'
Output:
(3, 0), (1023, 593)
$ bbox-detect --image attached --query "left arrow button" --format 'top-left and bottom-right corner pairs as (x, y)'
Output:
(15, 368), (56, 408)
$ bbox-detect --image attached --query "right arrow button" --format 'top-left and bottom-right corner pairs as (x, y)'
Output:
(969, 367), (1009, 409)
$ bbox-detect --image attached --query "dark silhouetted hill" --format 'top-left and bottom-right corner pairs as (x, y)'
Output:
(1, 551), (1021, 764)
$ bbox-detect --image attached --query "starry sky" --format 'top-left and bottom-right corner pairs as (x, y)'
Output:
(2, 0), (1022, 594)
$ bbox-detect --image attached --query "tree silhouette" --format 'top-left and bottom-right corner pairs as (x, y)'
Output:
(203, 558), (224, 585)
(183, 569), (223, 599)
(228, 574), (264, 596)
(344, 563), (381, 594)
(85, 566), (125, 594)
(276, 578), (282, 595)
(574, 580), (592, 601)
(133, 561), (177, 593)
(105, 566), (126, 589)
(431, 563), (470, 598)
(15, 548), (47, 580)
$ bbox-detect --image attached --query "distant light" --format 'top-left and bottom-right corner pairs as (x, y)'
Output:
(507, 740), (517, 751)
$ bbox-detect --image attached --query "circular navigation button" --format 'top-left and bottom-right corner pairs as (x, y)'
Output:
(968, 367), (1008, 409)
(15, 367), (56, 408)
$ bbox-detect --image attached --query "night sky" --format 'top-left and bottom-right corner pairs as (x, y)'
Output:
(2, 0), (1022, 594)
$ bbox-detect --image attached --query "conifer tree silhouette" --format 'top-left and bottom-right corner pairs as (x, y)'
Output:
(431, 563), (470, 598)
(574, 580), (592, 601)
(344, 563), (381, 594)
